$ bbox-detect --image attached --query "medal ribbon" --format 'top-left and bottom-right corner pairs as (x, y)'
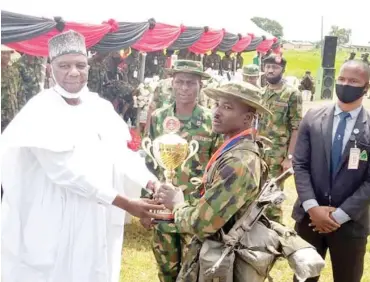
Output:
(199, 128), (255, 196)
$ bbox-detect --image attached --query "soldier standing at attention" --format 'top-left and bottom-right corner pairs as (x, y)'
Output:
(259, 54), (302, 222)
(1, 45), (22, 132)
(221, 50), (234, 72)
(144, 77), (174, 134)
(242, 64), (262, 88)
(205, 49), (221, 71)
(126, 48), (141, 88)
(142, 60), (221, 282)
(299, 70), (315, 101)
(345, 51), (356, 62)
(87, 51), (109, 94)
(17, 54), (43, 101)
(236, 52), (244, 69)
(154, 81), (271, 281)
(362, 53), (369, 65)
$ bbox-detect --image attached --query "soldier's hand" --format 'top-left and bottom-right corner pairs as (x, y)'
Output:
(140, 217), (154, 230)
(281, 158), (292, 172)
(155, 183), (184, 211)
(308, 206), (340, 233)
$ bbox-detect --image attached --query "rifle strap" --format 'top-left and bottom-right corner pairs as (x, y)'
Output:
(223, 152), (269, 240)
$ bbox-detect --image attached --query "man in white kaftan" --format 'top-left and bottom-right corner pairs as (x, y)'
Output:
(1, 30), (164, 282)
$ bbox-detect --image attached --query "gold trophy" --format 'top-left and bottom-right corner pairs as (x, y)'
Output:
(142, 116), (199, 222)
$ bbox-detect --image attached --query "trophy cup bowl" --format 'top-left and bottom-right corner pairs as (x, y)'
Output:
(142, 132), (199, 222)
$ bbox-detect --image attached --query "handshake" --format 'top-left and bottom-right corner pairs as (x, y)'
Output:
(125, 181), (185, 227)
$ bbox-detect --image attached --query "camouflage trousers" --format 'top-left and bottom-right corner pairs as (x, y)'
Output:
(152, 228), (192, 282)
(265, 156), (285, 223)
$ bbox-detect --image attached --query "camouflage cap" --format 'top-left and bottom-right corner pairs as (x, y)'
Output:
(243, 64), (263, 77)
(263, 54), (287, 69)
(203, 81), (271, 115)
(48, 30), (87, 61)
(165, 59), (211, 79)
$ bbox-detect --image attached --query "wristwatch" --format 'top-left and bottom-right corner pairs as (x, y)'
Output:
(287, 154), (293, 160)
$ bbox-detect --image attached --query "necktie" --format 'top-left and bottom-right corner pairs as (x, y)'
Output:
(331, 111), (351, 173)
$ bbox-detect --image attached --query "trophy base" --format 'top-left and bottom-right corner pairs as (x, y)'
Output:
(152, 209), (174, 223)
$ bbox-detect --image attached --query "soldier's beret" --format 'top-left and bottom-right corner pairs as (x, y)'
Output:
(263, 54), (287, 69)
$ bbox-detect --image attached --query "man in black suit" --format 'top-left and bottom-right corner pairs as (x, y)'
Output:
(292, 60), (370, 282)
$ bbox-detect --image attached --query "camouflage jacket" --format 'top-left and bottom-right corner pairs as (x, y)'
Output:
(126, 54), (140, 87)
(174, 136), (262, 281)
(236, 55), (244, 69)
(299, 75), (315, 92)
(88, 59), (108, 94)
(259, 83), (302, 160)
(146, 104), (222, 233)
(150, 78), (174, 110)
(1, 65), (22, 131)
(145, 52), (164, 77)
(205, 53), (221, 70)
(221, 56), (234, 71)
(16, 56), (43, 101)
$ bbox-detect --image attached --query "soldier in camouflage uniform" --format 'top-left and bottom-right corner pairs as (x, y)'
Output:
(259, 54), (302, 222)
(104, 51), (125, 81)
(87, 51), (109, 94)
(204, 49), (221, 71)
(1, 45), (22, 132)
(221, 51), (234, 72)
(345, 52), (356, 62)
(16, 54), (43, 101)
(362, 53), (369, 65)
(299, 70), (315, 101)
(144, 77), (174, 134)
(154, 81), (271, 282)
(145, 51), (164, 77)
(143, 60), (221, 282)
(126, 48), (141, 87)
(242, 64), (262, 88)
(236, 52), (244, 69)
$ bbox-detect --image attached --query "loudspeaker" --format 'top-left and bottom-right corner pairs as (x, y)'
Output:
(322, 36), (338, 68)
(314, 67), (336, 100)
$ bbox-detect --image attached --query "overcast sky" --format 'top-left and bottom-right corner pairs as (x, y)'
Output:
(2, 0), (369, 45)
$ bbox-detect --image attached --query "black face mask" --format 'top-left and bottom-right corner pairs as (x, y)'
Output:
(266, 73), (283, 85)
(335, 84), (366, 103)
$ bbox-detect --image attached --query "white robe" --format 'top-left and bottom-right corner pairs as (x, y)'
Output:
(1, 88), (156, 282)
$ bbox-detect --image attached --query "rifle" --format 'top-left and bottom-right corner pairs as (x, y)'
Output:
(205, 167), (294, 275)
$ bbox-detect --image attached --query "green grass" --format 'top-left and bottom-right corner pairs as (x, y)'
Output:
(241, 49), (350, 78)
(120, 177), (370, 282)
(119, 54), (370, 281)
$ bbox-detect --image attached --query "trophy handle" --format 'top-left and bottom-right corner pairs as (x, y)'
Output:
(141, 137), (158, 170)
(181, 140), (199, 170)
(190, 177), (202, 186)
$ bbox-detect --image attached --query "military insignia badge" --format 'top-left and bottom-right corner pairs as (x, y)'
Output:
(275, 56), (282, 64)
(163, 116), (181, 133)
(360, 150), (368, 162)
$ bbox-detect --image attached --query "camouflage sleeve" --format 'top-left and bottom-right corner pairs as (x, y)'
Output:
(150, 84), (162, 110)
(145, 113), (160, 175)
(173, 151), (260, 240)
(15, 69), (26, 109)
(288, 89), (303, 131)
